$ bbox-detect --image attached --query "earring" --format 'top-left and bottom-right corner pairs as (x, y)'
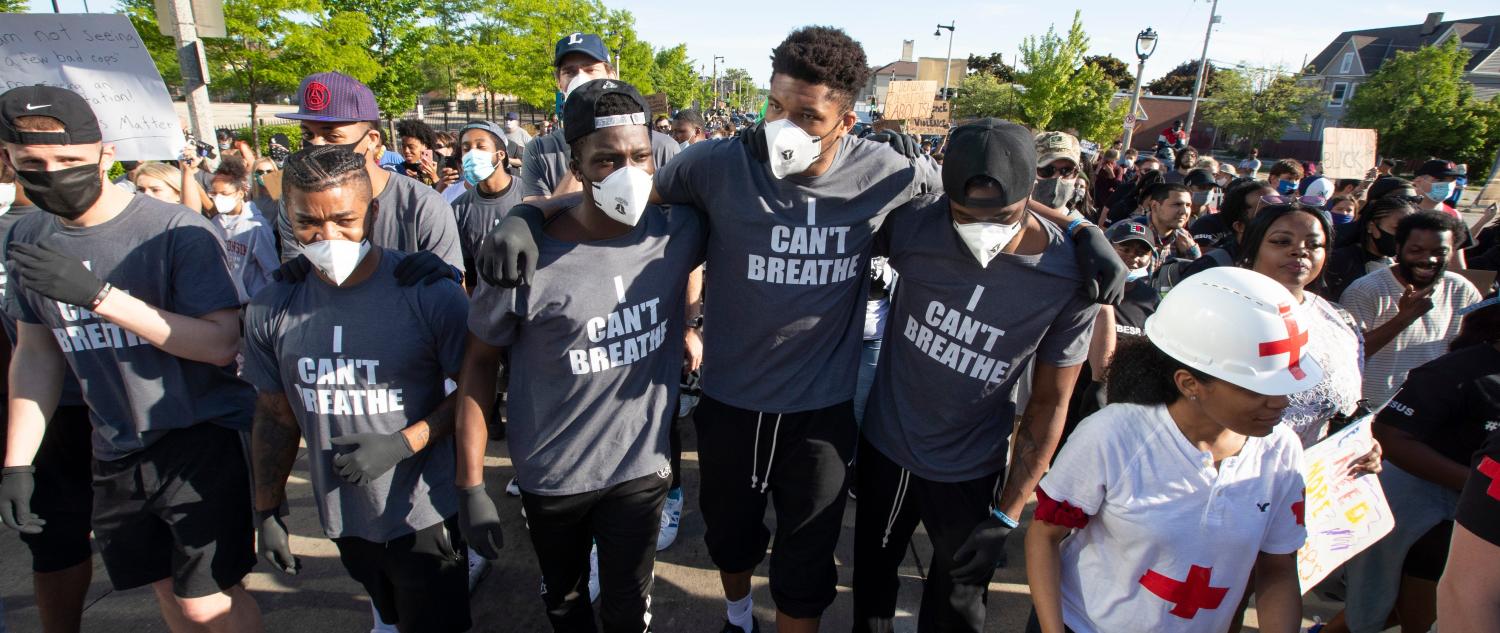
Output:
(1189, 395), (1198, 401)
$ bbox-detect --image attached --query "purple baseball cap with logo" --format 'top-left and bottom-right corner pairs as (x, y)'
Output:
(278, 72), (380, 123)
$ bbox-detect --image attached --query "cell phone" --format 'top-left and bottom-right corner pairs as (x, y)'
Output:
(445, 153), (461, 171)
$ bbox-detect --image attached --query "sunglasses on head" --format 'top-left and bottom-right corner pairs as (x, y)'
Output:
(1037, 164), (1077, 178)
(1260, 194), (1325, 207)
(254, 169), (275, 175)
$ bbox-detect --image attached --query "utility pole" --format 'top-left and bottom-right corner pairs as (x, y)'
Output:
(1184, 0), (1221, 138)
(168, 0), (215, 151)
(935, 22), (956, 100)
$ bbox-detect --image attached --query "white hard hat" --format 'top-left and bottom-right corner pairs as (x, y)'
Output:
(1144, 267), (1325, 396)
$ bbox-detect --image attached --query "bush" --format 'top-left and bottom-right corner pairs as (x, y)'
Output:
(227, 123), (305, 157)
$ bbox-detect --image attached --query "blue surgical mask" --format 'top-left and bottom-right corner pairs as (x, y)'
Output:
(1276, 180), (1298, 195)
(1331, 212), (1355, 225)
(462, 150), (497, 186)
(1125, 266), (1151, 282)
(1426, 181), (1454, 203)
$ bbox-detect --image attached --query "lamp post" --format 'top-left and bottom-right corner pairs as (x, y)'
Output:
(935, 22), (956, 100)
(712, 55), (725, 112)
(1122, 27), (1158, 150)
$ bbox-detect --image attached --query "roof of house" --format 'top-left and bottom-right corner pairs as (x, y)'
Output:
(1307, 13), (1500, 76)
(870, 61), (919, 78)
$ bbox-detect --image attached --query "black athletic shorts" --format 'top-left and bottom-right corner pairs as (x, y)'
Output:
(2, 404), (95, 572)
(91, 422), (256, 598)
(334, 515), (471, 633)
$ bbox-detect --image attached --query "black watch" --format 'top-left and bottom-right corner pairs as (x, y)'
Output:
(687, 315), (704, 330)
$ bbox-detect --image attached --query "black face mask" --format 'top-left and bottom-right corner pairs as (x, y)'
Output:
(16, 163), (104, 221)
(1373, 227), (1399, 257)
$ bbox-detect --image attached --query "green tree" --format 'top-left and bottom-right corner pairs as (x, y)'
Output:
(1005, 10), (1125, 141)
(1054, 61), (1127, 144)
(0, 0), (27, 12)
(1083, 54), (1132, 91)
(206, 0), (320, 147)
(1345, 38), (1500, 170)
(721, 67), (757, 112)
(119, 0), (182, 92)
(1146, 60), (1217, 97)
(649, 44), (699, 112)
(966, 52), (1016, 83)
(1201, 66), (1322, 147)
(952, 73), (1024, 121)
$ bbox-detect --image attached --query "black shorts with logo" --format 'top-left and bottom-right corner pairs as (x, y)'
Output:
(2, 404), (95, 573)
(91, 422), (257, 597)
(334, 515), (472, 633)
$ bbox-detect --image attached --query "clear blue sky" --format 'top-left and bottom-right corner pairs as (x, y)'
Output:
(26, 0), (1500, 87)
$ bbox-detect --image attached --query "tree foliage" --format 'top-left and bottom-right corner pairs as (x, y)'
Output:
(0, 0), (26, 12)
(649, 44), (699, 112)
(1200, 67), (1322, 147)
(1345, 38), (1500, 170)
(1146, 60), (1217, 97)
(966, 53), (1016, 83)
(1083, 54), (1132, 91)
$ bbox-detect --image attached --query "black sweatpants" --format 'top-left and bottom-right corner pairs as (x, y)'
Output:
(694, 395), (857, 619)
(334, 516), (471, 633)
(852, 437), (1004, 633)
(521, 471), (670, 633)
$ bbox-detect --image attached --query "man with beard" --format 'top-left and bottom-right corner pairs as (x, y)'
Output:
(1131, 182), (1199, 268)
(1342, 210), (1481, 408)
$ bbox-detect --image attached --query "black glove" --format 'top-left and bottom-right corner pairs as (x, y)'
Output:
(256, 510), (301, 575)
(477, 203), (544, 288)
(271, 255), (313, 283)
(457, 484), (504, 560)
(950, 515), (1013, 585)
(865, 131), (921, 160)
(737, 118), (768, 162)
(393, 250), (460, 286)
(0, 466), (45, 534)
(1073, 225), (1127, 306)
(330, 431), (414, 486)
(10, 242), (106, 307)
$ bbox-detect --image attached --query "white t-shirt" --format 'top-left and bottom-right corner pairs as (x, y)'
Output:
(1341, 267), (1480, 408)
(1037, 403), (1306, 633)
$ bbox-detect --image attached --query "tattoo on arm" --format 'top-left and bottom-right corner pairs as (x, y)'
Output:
(251, 393), (303, 512)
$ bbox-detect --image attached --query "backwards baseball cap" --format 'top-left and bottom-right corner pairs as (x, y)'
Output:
(942, 118), (1036, 209)
(1414, 159), (1462, 179)
(1035, 131), (1080, 168)
(0, 85), (101, 145)
(1106, 220), (1154, 247)
(278, 72), (380, 123)
(459, 120), (506, 145)
(562, 79), (651, 145)
(554, 32), (611, 67)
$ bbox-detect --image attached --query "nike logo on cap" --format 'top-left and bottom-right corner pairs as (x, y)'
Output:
(25, 104), (51, 110)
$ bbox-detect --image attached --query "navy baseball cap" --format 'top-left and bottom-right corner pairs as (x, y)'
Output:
(1107, 220), (1154, 247)
(942, 118), (1036, 209)
(0, 85), (101, 145)
(505, 112), (519, 121)
(554, 32), (610, 67)
(278, 72), (380, 123)
(563, 79), (650, 144)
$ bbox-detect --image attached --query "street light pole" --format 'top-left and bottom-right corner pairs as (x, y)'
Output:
(1122, 27), (1158, 150)
(935, 22), (956, 100)
(712, 55), (724, 113)
(1184, 0), (1221, 138)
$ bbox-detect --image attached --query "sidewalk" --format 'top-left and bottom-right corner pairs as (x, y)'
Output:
(0, 416), (1336, 632)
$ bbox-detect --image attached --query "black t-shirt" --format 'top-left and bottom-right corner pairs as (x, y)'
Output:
(1456, 429), (1500, 546)
(1377, 344), (1500, 465)
(1189, 213), (1229, 249)
(1114, 280), (1160, 337)
(1321, 242), (1381, 302)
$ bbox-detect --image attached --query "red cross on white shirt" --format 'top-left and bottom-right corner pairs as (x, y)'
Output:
(1139, 564), (1230, 619)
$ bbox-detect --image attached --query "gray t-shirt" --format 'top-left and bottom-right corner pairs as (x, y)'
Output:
(468, 204), (706, 495)
(863, 197), (1098, 481)
(653, 136), (941, 412)
(242, 249), (468, 541)
(451, 178), (524, 269)
(6, 194), (255, 460)
(520, 128), (681, 199)
(276, 171), (463, 271)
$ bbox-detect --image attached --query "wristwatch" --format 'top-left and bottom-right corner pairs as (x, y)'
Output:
(687, 315), (704, 330)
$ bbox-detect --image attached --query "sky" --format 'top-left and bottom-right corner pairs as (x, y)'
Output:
(25, 0), (1500, 87)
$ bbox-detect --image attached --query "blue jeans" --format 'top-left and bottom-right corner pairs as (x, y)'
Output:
(853, 338), (883, 426)
(1342, 461), (1459, 633)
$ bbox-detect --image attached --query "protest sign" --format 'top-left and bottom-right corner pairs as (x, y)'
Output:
(883, 80), (936, 120)
(1296, 418), (1394, 593)
(1320, 128), (1378, 180)
(0, 14), (185, 160)
(645, 93), (669, 118)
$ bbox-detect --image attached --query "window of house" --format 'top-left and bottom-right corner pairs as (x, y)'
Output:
(1340, 52), (1355, 74)
(1330, 82), (1348, 106)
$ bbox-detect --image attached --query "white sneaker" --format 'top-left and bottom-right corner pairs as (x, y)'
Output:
(467, 547), (491, 593)
(657, 489), (683, 551)
(588, 543), (601, 603)
(369, 600), (397, 633)
(505, 477), (521, 497)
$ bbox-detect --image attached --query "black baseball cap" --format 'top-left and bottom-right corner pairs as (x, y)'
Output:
(0, 85), (101, 145)
(1368, 176), (1421, 202)
(459, 120), (506, 146)
(554, 32), (611, 67)
(1106, 220), (1154, 247)
(1414, 159), (1461, 179)
(942, 118), (1036, 209)
(1184, 168), (1220, 189)
(563, 79), (651, 144)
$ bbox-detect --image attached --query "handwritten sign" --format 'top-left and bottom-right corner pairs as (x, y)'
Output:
(644, 93), (669, 118)
(1296, 418), (1394, 593)
(1, 14), (185, 160)
(884, 80), (937, 120)
(1321, 128), (1378, 180)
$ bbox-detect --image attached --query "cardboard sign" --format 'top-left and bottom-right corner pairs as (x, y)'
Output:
(883, 80), (937, 120)
(1321, 128), (1378, 180)
(0, 14), (185, 160)
(1456, 268), (1497, 295)
(1296, 418), (1395, 593)
(259, 169), (283, 201)
(644, 93), (669, 118)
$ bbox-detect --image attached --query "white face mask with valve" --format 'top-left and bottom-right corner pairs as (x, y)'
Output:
(953, 220), (1022, 268)
(563, 73), (592, 100)
(212, 193), (240, 214)
(303, 239), (371, 285)
(764, 118), (823, 179)
(0, 182), (15, 215)
(591, 165), (653, 227)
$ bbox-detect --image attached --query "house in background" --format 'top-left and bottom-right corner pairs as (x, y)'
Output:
(1287, 11), (1500, 142)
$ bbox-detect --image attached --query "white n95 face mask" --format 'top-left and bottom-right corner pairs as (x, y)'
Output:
(764, 118), (822, 179)
(0, 182), (15, 215)
(563, 73), (591, 100)
(592, 165), (653, 227)
(953, 220), (1021, 268)
(302, 239), (371, 285)
(212, 194), (239, 214)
